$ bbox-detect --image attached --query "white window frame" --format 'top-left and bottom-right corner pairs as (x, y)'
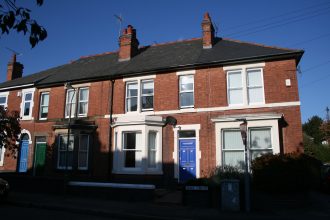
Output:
(57, 134), (74, 170)
(249, 127), (273, 160)
(112, 115), (163, 174)
(124, 78), (155, 113)
(78, 134), (89, 170)
(0, 145), (5, 166)
(0, 91), (9, 109)
(147, 131), (158, 169)
(215, 118), (279, 171)
(65, 87), (89, 118)
(227, 70), (244, 106)
(125, 81), (139, 113)
(221, 129), (245, 169)
(225, 63), (265, 107)
(20, 88), (35, 120)
(122, 130), (143, 170)
(39, 92), (49, 120)
(141, 80), (154, 111)
(179, 75), (194, 108)
(77, 88), (89, 117)
(246, 68), (265, 105)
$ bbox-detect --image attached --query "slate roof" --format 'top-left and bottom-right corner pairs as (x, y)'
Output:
(0, 37), (303, 90)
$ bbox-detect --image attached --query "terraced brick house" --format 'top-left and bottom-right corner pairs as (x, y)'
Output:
(0, 13), (304, 185)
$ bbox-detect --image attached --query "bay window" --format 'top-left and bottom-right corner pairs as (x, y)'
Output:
(123, 132), (142, 168)
(112, 115), (163, 174)
(148, 131), (157, 168)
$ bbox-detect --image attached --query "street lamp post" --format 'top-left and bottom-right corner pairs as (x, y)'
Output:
(64, 82), (76, 192)
(238, 118), (250, 212)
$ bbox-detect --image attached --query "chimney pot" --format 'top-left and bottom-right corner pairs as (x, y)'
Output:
(6, 54), (23, 81)
(201, 12), (215, 49)
(118, 25), (139, 62)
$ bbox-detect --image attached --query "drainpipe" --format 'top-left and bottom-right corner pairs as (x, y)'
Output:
(108, 79), (115, 178)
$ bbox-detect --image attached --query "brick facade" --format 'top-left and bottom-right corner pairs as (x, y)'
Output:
(0, 58), (303, 185)
(0, 13), (303, 186)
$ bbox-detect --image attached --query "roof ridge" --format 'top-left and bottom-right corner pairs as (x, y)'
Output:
(222, 37), (302, 52)
(73, 37), (202, 63)
(78, 51), (118, 61)
(148, 37), (202, 48)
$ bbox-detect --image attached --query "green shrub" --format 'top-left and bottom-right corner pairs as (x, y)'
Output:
(251, 153), (322, 192)
(210, 165), (244, 186)
(304, 134), (330, 163)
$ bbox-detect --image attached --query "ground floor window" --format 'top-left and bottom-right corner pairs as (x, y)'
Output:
(222, 127), (272, 169)
(57, 133), (90, 170)
(58, 134), (74, 169)
(112, 116), (163, 174)
(215, 116), (280, 170)
(123, 131), (142, 168)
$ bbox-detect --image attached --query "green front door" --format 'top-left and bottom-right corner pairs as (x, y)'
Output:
(34, 139), (47, 175)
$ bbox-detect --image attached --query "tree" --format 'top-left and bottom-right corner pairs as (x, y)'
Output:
(320, 118), (330, 144)
(0, 0), (47, 48)
(302, 115), (324, 145)
(0, 106), (21, 157)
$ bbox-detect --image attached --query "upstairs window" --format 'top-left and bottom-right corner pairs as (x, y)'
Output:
(125, 79), (154, 113)
(65, 87), (89, 118)
(21, 89), (35, 120)
(227, 68), (264, 106)
(227, 71), (243, 105)
(126, 82), (138, 112)
(179, 75), (194, 108)
(247, 69), (264, 104)
(0, 93), (8, 109)
(141, 80), (154, 111)
(78, 88), (89, 116)
(39, 92), (49, 120)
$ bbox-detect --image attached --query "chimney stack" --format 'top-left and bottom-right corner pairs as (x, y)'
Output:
(201, 12), (215, 49)
(118, 25), (139, 61)
(7, 54), (24, 81)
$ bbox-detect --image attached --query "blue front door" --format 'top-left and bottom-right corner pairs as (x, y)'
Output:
(19, 140), (29, 172)
(179, 139), (196, 182)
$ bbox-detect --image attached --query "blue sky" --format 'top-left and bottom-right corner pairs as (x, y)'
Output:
(0, 0), (330, 122)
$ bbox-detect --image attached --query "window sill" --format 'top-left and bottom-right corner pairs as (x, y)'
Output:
(21, 117), (34, 121)
(180, 106), (194, 109)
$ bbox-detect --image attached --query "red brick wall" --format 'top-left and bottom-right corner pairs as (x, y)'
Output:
(1, 58), (303, 182)
(264, 59), (300, 103)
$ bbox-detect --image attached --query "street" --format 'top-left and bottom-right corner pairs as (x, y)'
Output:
(0, 204), (118, 220)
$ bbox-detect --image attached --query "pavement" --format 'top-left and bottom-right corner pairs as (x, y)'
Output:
(4, 190), (330, 220)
